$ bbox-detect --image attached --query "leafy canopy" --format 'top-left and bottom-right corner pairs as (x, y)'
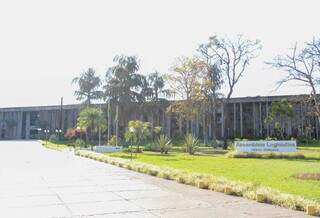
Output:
(72, 68), (103, 105)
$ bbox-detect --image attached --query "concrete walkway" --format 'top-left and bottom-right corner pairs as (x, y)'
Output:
(0, 141), (311, 218)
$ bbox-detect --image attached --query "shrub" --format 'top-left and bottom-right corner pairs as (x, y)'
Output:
(184, 134), (199, 155)
(74, 138), (86, 148)
(153, 126), (162, 139)
(144, 143), (158, 152)
(108, 135), (119, 146)
(155, 135), (172, 154)
(49, 134), (59, 143)
(64, 128), (84, 140)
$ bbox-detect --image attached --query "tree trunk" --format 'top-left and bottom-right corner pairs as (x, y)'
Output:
(107, 100), (111, 142)
(116, 103), (119, 146)
(223, 98), (230, 149)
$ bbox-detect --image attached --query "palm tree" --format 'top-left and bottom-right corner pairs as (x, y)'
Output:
(104, 56), (143, 103)
(148, 71), (171, 102)
(77, 107), (105, 149)
(147, 71), (171, 130)
(72, 68), (103, 105)
(103, 55), (146, 141)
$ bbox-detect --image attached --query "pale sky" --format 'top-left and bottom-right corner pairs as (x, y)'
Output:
(0, 0), (318, 107)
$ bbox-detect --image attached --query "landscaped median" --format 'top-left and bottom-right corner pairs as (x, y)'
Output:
(75, 149), (320, 216)
(40, 140), (70, 151)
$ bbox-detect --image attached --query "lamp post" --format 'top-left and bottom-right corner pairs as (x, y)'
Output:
(77, 126), (82, 140)
(55, 129), (62, 141)
(44, 129), (50, 146)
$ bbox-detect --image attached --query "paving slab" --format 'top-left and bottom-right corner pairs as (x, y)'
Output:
(0, 141), (313, 218)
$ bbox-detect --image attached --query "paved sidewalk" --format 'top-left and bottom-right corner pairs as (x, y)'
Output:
(0, 141), (311, 217)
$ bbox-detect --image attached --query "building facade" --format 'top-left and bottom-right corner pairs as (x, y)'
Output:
(0, 95), (317, 140)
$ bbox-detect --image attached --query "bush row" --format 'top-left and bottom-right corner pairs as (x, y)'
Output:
(75, 150), (319, 215)
(226, 151), (306, 159)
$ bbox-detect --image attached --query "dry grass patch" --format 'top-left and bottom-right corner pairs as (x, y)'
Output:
(293, 173), (320, 181)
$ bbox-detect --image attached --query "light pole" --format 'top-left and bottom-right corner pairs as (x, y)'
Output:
(55, 129), (62, 141)
(77, 126), (82, 140)
(44, 129), (50, 146)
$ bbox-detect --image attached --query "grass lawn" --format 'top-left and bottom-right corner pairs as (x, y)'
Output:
(109, 146), (320, 201)
(40, 140), (71, 151)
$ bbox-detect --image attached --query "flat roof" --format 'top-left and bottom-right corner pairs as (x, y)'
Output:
(0, 94), (310, 112)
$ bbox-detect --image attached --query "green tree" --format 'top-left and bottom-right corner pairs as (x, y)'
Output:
(265, 100), (294, 139)
(167, 56), (204, 135)
(77, 107), (105, 149)
(147, 71), (171, 129)
(148, 71), (171, 102)
(104, 55), (145, 103)
(125, 120), (151, 153)
(72, 68), (103, 105)
(104, 55), (146, 141)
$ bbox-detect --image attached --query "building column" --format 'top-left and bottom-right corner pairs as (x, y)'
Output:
(316, 117), (319, 140)
(259, 102), (262, 136)
(213, 106), (217, 140)
(26, 112), (30, 139)
(202, 110), (207, 143)
(299, 103), (303, 136)
(266, 102), (269, 137)
(166, 111), (171, 137)
(221, 104), (224, 138)
(287, 117), (292, 137)
(253, 102), (256, 137)
(233, 103), (236, 137)
(17, 112), (23, 139)
(240, 102), (243, 138)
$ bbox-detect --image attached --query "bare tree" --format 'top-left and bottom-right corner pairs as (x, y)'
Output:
(199, 35), (261, 148)
(267, 37), (320, 123)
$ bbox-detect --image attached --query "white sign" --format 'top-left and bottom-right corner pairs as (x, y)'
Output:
(93, 145), (123, 153)
(235, 140), (297, 153)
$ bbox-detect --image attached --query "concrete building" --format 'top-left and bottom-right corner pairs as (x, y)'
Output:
(0, 94), (317, 140)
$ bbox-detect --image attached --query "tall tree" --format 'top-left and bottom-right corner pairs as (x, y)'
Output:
(147, 71), (171, 128)
(197, 45), (223, 142)
(104, 55), (146, 141)
(148, 71), (171, 102)
(267, 37), (320, 123)
(167, 56), (204, 135)
(200, 35), (261, 148)
(265, 100), (294, 139)
(104, 56), (144, 103)
(72, 68), (103, 105)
